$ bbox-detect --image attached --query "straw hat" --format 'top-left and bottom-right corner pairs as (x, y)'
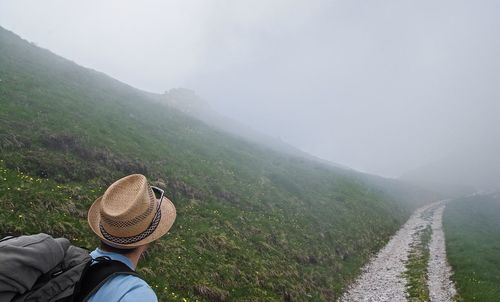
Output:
(88, 174), (176, 249)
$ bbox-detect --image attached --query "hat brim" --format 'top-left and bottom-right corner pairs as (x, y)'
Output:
(87, 195), (176, 249)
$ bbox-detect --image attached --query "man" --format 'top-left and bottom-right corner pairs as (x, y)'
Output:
(86, 174), (176, 301)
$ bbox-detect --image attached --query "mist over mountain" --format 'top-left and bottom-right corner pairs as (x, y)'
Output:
(159, 86), (500, 197)
(158, 88), (311, 159)
(401, 145), (500, 194)
(2, 0), (499, 180)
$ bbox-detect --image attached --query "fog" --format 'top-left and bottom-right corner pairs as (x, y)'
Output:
(1, 0), (499, 184)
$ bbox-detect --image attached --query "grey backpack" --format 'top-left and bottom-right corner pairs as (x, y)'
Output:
(0, 233), (139, 302)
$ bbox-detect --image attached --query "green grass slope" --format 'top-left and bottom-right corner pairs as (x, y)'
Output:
(0, 27), (426, 301)
(443, 194), (500, 302)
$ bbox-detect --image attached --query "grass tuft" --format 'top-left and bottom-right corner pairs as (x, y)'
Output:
(404, 224), (432, 302)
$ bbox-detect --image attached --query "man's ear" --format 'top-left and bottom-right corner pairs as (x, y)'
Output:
(139, 243), (151, 259)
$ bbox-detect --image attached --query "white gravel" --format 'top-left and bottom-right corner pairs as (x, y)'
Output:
(340, 201), (456, 302)
(427, 205), (457, 302)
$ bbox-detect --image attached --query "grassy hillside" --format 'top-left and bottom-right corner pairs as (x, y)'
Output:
(0, 27), (427, 301)
(443, 194), (500, 302)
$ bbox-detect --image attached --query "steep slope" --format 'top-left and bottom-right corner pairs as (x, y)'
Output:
(0, 27), (429, 301)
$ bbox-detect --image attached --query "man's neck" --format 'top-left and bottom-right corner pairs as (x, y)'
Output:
(126, 252), (141, 269)
(99, 244), (147, 270)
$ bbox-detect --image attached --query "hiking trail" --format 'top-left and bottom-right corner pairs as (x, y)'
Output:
(340, 201), (457, 302)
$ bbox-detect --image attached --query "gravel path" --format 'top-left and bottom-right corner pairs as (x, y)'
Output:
(340, 201), (456, 302)
(427, 205), (456, 302)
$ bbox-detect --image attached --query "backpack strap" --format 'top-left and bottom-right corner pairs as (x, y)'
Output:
(73, 257), (140, 302)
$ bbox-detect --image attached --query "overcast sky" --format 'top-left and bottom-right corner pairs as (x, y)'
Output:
(1, 0), (499, 178)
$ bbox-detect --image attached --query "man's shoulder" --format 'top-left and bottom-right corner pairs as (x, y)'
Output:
(118, 275), (158, 302)
(88, 274), (157, 302)
(117, 275), (158, 301)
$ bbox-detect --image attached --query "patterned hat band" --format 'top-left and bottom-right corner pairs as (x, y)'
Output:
(100, 205), (162, 245)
